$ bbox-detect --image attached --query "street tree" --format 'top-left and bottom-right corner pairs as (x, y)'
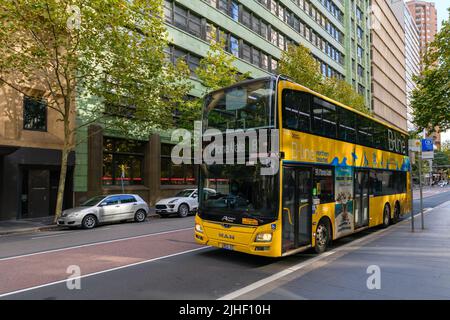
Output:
(320, 77), (369, 115)
(442, 140), (450, 152)
(0, 0), (192, 221)
(279, 44), (370, 114)
(278, 44), (323, 92)
(412, 9), (450, 132)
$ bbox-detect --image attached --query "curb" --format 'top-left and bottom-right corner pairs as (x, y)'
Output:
(0, 212), (162, 237)
(0, 224), (60, 237)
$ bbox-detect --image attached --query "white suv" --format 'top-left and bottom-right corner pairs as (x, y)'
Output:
(155, 188), (215, 218)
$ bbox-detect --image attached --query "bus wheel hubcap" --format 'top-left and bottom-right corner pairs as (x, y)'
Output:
(317, 225), (327, 247)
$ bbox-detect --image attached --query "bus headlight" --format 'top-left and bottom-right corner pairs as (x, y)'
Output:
(255, 233), (272, 242)
(195, 223), (203, 233)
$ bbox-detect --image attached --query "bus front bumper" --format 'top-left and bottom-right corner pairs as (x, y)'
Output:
(194, 218), (280, 257)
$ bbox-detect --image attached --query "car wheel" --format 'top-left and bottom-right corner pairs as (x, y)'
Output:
(178, 203), (189, 218)
(315, 219), (330, 254)
(82, 214), (97, 229)
(134, 209), (147, 223)
(382, 204), (390, 228)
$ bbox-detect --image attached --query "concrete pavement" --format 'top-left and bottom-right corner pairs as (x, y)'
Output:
(233, 200), (450, 300)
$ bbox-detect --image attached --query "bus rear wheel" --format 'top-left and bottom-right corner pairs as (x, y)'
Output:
(315, 220), (330, 254)
(382, 204), (390, 228)
(393, 202), (400, 224)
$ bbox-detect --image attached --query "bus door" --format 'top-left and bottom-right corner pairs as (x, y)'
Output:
(354, 170), (369, 228)
(281, 166), (312, 253)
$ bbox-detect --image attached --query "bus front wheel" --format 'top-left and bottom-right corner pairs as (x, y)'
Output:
(315, 219), (330, 254)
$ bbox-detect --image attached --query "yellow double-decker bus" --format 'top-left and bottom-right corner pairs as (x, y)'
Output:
(194, 76), (411, 257)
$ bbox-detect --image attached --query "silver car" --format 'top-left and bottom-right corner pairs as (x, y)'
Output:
(57, 194), (149, 229)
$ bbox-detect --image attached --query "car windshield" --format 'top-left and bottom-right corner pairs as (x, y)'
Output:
(175, 190), (195, 197)
(80, 196), (106, 207)
(198, 164), (278, 219)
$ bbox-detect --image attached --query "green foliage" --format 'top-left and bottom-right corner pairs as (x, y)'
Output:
(279, 44), (370, 114)
(434, 151), (450, 167)
(319, 77), (369, 115)
(0, 0), (192, 219)
(412, 9), (450, 132)
(196, 34), (250, 93)
(442, 140), (450, 152)
(0, 0), (192, 136)
(279, 44), (323, 92)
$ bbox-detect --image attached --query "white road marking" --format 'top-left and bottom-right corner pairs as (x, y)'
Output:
(0, 227), (193, 262)
(0, 246), (209, 298)
(31, 233), (70, 240)
(31, 227), (113, 240)
(218, 205), (441, 300)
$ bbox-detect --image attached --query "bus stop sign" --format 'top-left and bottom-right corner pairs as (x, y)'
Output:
(421, 138), (434, 152)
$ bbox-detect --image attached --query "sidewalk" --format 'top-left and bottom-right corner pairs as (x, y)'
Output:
(0, 208), (159, 236)
(412, 185), (450, 199)
(248, 200), (450, 300)
(0, 216), (57, 236)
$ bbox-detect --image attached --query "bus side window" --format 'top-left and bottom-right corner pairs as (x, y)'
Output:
(282, 90), (311, 132)
(312, 97), (337, 139)
(338, 108), (356, 143)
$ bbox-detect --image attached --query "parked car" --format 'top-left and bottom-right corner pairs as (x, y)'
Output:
(57, 194), (149, 229)
(155, 188), (216, 218)
(438, 180), (448, 187)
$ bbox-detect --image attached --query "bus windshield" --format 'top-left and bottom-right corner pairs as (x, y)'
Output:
(198, 164), (279, 220)
(203, 78), (276, 131)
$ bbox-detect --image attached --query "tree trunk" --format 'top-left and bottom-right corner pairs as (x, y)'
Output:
(54, 142), (70, 223)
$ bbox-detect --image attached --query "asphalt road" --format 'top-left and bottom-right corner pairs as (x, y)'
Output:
(0, 188), (449, 300)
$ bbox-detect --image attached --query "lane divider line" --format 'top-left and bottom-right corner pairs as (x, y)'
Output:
(0, 227), (194, 262)
(0, 246), (209, 299)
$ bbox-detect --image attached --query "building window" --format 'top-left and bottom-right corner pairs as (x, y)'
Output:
(230, 36), (239, 57)
(173, 5), (188, 30)
(271, 58), (278, 73)
(23, 95), (47, 131)
(103, 137), (145, 186)
(242, 41), (251, 62)
(161, 143), (196, 185)
(230, 1), (239, 21)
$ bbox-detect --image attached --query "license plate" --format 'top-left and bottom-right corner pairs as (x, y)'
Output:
(222, 243), (234, 250)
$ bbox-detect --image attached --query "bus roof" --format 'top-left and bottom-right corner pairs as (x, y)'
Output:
(205, 76), (409, 136)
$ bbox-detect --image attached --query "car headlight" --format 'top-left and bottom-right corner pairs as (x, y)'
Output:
(195, 223), (203, 233)
(255, 233), (272, 242)
(168, 199), (178, 204)
(68, 212), (82, 217)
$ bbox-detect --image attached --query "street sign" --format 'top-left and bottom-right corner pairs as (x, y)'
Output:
(409, 139), (421, 152)
(421, 138), (434, 152)
(422, 151), (434, 159)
